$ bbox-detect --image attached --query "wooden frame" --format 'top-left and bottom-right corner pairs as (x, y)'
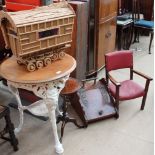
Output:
(105, 51), (153, 111)
(70, 78), (118, 127)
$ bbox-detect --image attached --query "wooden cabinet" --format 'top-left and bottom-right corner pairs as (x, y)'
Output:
(99, 0), (117, 18)
(97, 16), (117, 68)
(139, 0), (154, 20)
(87, 0), (117, 73)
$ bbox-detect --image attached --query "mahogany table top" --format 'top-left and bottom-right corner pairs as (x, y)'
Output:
(0, 54), (76, 83)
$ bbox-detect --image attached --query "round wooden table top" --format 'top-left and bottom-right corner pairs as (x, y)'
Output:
(0, 54), (76, 83)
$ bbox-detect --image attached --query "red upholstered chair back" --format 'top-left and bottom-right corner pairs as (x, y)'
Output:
(105, 51), (133, 72)
(5, 0), (41, 11)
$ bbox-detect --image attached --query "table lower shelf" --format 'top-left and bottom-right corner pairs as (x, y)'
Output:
(9, 96), (64, 121)
(9, 99), (49, 121)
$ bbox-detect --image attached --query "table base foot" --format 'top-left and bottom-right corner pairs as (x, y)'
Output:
(14, 128), (20, 134)
(55, 143), (64, 154)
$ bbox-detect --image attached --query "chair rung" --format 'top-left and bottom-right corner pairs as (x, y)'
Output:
(0, 128), (8, 137)
(1, 136), (11, 141)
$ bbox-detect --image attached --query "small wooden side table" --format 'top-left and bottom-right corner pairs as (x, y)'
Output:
(0, 54), (76, 154)
(58, 78), (84, 142)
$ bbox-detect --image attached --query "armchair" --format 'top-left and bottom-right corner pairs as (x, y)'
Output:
(105, 50), (152, 111)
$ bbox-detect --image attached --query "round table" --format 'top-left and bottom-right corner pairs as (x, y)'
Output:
(0, 54), (76, 154)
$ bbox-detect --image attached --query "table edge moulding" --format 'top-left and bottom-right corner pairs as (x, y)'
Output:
(0, 54), (76, 154)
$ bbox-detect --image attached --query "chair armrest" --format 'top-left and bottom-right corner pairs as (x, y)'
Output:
(81, 77), (98, 88)
(81, 77), (98, 82)
(108, 74), (121, 107)
(132, 69), (153, 81)
(108, 73), (121, 87)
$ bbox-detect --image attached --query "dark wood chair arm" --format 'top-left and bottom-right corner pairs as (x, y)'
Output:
(85, 71), (97, 79)
(81, 77), (98, 82)
(132, 69), (153, 81)
(108, 74), (121, 105)
(108, 73), (121, 87)
(81, 77), (98, 88)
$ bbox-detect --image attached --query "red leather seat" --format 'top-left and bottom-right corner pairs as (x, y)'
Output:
(105, 50), (152, 112)
(109, 80), (145, 100)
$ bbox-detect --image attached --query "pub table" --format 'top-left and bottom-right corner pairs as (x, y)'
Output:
(0, 54), (76, 154)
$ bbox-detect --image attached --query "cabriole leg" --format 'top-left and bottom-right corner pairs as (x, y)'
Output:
(45, 99), (64, 154)
(8, 84), (24, 134)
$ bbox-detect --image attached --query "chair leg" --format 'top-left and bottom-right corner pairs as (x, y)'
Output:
(141, 79), (152, 110)
(60, 121), (66, 143)
(126, 25), (134, 50)
(114, 97), (119, 112)
(137, 30), (140, 42)
(115, 86), (120, 112)
(133, 28), (139, 43)
(114, 108), (119, 119)
(4, 109), (18, 151)
(149, 32), (154, 54)
(141, 95), (147, 110)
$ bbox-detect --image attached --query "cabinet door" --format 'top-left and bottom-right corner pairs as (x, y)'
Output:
(99, 0), (118, 19)
(87, 0), (117, 73)
(97, 16), (116, 69)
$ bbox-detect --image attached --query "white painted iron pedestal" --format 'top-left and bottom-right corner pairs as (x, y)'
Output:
(0, 54), (76, 154)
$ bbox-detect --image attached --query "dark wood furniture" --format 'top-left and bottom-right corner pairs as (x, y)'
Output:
(140, 0), (154, 21)
(0, 105), (18, 151)
(57, 78), (84, 142)
(87, 0), (118, 74)
(132, 0), (154, 54)
(116, 18), (133, 50)
(118, 0), (132, 15)
(105, 50), (153, 111)
(118, 0), (154, 20)
(67, 0), (118, 77)
(69, 78), (118, 127)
